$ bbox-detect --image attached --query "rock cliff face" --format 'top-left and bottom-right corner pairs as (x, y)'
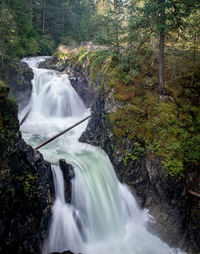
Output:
(0, 75), (54, 253)
(67, 66), (95, 108)
(79, 88), (188, 251)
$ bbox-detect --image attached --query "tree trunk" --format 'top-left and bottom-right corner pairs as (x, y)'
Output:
(2, 0), (5, 16)
(193, 32), (197, 62)
(1, 54), (4, 79)
(35, 115), (91, 150)
(116, 25), (120, 56)
(158, 0), (165, 95)
(129, 40), (133, 74)
(42, 0), (46, 34)
(62, 0), (65, 34)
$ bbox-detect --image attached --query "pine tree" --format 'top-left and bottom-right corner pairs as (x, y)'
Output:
(138, 0), (200, 94)
(94, 0), (125, 57)
(158, 0), (165, 95)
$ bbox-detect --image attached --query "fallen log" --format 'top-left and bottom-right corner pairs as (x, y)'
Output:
(35, 115), (91, 150)
(187, 190), (200, 198)
(20, 107), (31, 126)
(50, 251), (76, 254)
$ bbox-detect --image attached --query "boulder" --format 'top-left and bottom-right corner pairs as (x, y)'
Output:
(59, 159), (74, 202)
(39, 55), (67, 72)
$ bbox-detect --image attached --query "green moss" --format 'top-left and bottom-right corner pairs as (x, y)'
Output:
(15, 171), (39, 197)
(67, 47), (119, 87)
(0, 80), (5, 87)
(109, 92), (200, 176)
(24, 172), (39, 196)
(123, 143), (146, 165)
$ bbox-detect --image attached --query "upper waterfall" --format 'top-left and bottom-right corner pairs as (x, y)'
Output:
(23, 57), (86, 119)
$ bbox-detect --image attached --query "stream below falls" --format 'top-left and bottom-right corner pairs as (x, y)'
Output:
(19, 57), (184, 254)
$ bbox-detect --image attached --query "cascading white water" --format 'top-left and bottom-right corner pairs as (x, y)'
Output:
(20, 57), (185, 254)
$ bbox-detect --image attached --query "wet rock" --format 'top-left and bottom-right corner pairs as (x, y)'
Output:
(1, 59), (34, 110)
(39, 55), (67, 72)
(80, 89), (105, 145)
(0, 95), (54, 254)
(59, 159), (75, 202)
(68, 67), (95, 108)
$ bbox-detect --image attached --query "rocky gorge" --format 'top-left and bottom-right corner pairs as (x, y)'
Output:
(0, 51), (199, 254)
(39, 51), (200, 253)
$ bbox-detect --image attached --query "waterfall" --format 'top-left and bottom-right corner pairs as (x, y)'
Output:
(20, 57), (184, 254)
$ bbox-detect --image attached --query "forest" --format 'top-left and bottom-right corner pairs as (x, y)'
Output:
(0, 0), (200, 92)
(0, 0), (200, 254)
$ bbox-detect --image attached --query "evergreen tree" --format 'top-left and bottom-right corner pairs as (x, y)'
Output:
(138, 0), (200, 94)
(94, 0), (125, 57)
(158, 0), (165, 95)
(80, 0), (96, 42)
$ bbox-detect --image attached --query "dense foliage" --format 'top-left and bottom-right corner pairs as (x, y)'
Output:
(1, 0), (199, 60)
(0, 0), (95, 58)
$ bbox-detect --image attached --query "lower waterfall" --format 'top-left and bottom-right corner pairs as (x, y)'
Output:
(20, 57), (184, 254)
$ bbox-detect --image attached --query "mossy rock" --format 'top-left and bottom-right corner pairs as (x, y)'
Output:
(0, 86), (9, 98)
